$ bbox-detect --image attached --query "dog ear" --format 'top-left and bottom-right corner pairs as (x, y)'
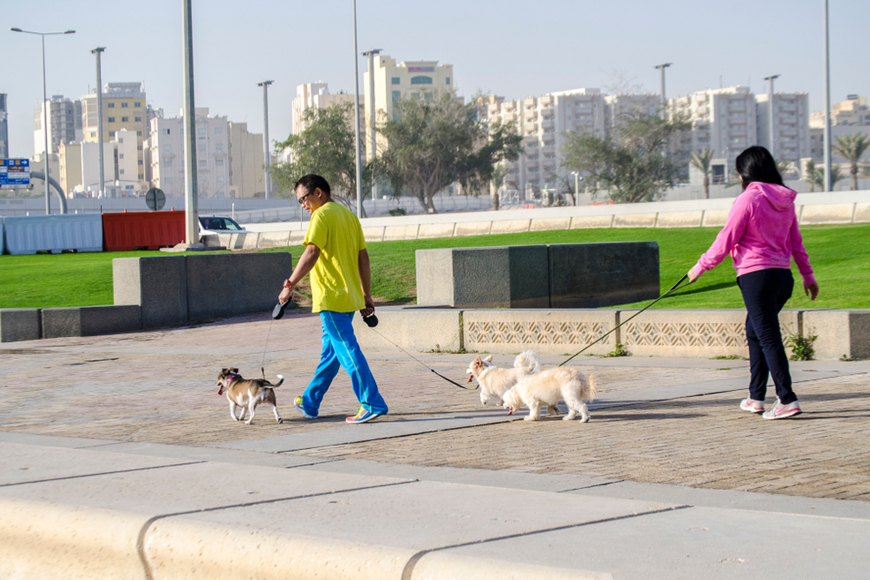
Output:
(221, 368), (228, 374)
(483, 355), (493, 362)
(473, 356), (481, 365)
(231, 367), (239, 374)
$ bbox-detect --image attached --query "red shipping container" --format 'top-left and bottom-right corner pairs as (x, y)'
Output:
(102, 210), (186, 251)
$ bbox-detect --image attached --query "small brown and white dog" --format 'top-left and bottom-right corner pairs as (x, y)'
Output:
(216, 368), (284, 425)
(466, 351), (543, 407)
(502, 367), (597, 422)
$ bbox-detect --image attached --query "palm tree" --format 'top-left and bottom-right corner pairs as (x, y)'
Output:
(812, 164), (845, 191)
(833, 133), (870, 190)
(689, 148), (714, 199)
(803, 159), (817, 192)
(776, 158), (796, 179)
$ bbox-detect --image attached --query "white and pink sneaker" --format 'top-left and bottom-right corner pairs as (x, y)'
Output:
(739, 398), (765, 414)
(762, 399), (802, 420)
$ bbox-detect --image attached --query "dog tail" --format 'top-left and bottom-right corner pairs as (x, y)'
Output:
(270, 374), (285, 388)
(586, 373), (598, 401)
(514, 351), (541, 375)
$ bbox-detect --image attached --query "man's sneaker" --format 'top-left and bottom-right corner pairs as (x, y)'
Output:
(346, 406), (382, 424)
(762, 399), (802, 420)
(294, 396), (316, 419)
(740, 398), (765, 413)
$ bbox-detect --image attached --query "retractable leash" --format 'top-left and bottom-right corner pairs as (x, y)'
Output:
(558, 274), (692, 367)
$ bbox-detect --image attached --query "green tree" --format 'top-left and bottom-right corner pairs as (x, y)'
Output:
(374, 90), (522, 213)
(809, 164), (844, 190)
(689, 148), (714, 199)
(833, 133), (870, 190)
(272, 102), (371, 215)
(561, 113), (690, 203)
(803, 159), (818, 192)
(489, 164), (508, 211)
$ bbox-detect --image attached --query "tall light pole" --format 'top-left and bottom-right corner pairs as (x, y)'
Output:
(362, 48), (381, 201)
(764, 74), (780, 158)
(181, 0), (199, 245)
(91, 47), (106, 199)
(11, 27), (75, 214)
(352, 0), (363, 217)
(258, 80), (273, 200)
(823, 0), (832, 192)
(654, 62), (672, 113)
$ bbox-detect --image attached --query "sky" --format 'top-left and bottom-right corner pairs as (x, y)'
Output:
(2, 0), (868, 159)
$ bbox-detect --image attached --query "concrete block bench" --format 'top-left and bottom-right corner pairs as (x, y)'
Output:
(113, 252), (293, 328)
(41, 305), (141, 339)
(416, 242), (659, 309)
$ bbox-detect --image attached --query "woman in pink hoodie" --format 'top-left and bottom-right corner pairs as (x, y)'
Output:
(688, 146), (819, 420)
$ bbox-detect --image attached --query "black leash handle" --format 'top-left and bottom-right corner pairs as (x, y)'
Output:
(558, 274), (692, 367)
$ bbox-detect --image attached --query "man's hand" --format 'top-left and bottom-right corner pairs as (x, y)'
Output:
(804, 282), (819, 301)
(360, 294), (375, 318)
(278, 286), (292, 305)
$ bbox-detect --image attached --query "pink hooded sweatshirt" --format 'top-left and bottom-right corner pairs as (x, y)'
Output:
(691, 182), (815, 285)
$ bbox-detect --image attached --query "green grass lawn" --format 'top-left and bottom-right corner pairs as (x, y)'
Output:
(2, 223), (868, 310)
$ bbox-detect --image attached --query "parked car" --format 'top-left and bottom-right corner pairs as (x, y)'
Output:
(198, 216), (248, 242)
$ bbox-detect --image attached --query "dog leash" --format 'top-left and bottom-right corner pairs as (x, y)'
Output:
(558, 274), (693, 367)
(365, 325), (478, 390)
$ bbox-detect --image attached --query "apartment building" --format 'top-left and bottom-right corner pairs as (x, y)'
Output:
(363, 55), (453, 161)
(147, 108), (230, 198)
(58, 129), (141, 197)
(292, 82), (358, 135)
(604, 93), (660, 135)
(670, 86), (758, 178)
(228, 121), (266, 198)
(0, 94), (9, 159)
(484, 88), (605, 195)
(33, 95), (82, 155)
(810, 95), (870, 128)
(755, 92), (810, 163)
(81, 83), (148, 181)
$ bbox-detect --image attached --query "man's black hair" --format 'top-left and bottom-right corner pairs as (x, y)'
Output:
(295, 174), (331, 196)
(735, 146), (784, 189)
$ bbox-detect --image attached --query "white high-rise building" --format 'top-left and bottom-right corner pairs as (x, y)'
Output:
(147, 108), (230, 198)
(363, 55), (454, 161)
(604, 93), (660, 135)
(755, 92), (810, 163)
(670, 86), (758, 177)
(484, 89), (605, 195)
(291, 82), (358, 135)
(33, 95), (82, 155)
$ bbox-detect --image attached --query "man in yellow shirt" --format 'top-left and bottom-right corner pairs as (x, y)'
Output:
(278, 174), (388, 424)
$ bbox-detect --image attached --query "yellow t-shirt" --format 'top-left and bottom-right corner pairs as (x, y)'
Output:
(303, 202), (367, 313)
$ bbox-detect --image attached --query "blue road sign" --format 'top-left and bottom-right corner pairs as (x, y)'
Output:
(0, 159), (31, 186)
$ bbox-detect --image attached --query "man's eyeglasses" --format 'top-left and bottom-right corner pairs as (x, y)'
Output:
(297, 189), (317, 205)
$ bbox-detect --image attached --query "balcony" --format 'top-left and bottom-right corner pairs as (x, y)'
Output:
(524, 97), (536, 107)
(540, 108), (554, 117)
(540, 95), (553, 105)
(542, 145), (555, 155)
(541, 119), (554, 129)
(524, 111), (537, 120)
(524, 135), (538, 144)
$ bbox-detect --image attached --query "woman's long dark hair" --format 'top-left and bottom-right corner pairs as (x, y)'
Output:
(735, 146), (784, 189)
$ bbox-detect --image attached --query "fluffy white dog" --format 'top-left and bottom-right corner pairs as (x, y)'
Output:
(466, 351), (542, 406)
(502, 367), (597, 422)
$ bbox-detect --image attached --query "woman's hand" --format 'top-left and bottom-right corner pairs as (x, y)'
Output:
(687, 268), (702, 283)
(804, 282), (819, 301)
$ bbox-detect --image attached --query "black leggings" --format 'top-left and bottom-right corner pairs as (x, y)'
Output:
(736, 268), (797, 404)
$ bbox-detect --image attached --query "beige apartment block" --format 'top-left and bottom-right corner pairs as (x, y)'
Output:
(228, 122), (265, 198)
(484, 88), (605, 196)
(291, 82), (358, 135)
(363, 55), (454, 161)
(147, 108), (230, 199)
(755, 92), (811, 164)
(670, 86), (758, 176)
(810, 95), (870, 128)
(809, 124), (870, 163)
(59, 142), (81, 195)
(81, 83), (148, 182)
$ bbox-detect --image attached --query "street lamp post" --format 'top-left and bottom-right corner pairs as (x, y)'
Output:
(11, 27), (75, 214)
(570, 171), (580, 207)
(362, 48), (382, 201)
(352, 0), (363, 217)
(763, 74), (780, 157)
(823, 0), (832, 192)
(181, 0), (199, 245)
(91, 47), (106, 199)
(258, 80), (273, 200)
(654, 62), (672, 113)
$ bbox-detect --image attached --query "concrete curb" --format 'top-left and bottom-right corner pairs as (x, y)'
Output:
(0, 496), (609, 580)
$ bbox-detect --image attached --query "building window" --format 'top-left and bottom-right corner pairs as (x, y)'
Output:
(108, 103), (115, 108)
(391, 77), (400, 85)
(134, 102), (141, 107)
(109, 131), (115, 137)
(215, 127), (222, 134)
(108, 117), (115, 122)
(198, 144), (206, 151)
(122, 117), (129, 122)
(199, 160), (207, 167)
(138, 159), (143, 165)
(137, 131), (142, 136)
(135, 116), (142, 122)
(165, 177), (172, 184)
(215, 143), (223, 151)
(137, 145), (143, 151)
(446, 77), (451, 85)
(121, 102), (129, 108)
(410, 76), (433, 85)
(216, 159), (224, 167)
(119, 153), (124, 159)
(198, 127), (206, 134)
(392, 91), (401, 103)
(163, 145), (171, 152)
(217, 176), (225, 183)
(163, 128), (170, 135)
(120, 169), (125, 175)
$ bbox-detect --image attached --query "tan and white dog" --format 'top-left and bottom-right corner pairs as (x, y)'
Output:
(216, 368), (284, 425)
(502, 367), (597, 422)
(466, 351), (547, 408)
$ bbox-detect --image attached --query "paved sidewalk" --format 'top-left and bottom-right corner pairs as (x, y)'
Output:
(2, 310), (869, 579)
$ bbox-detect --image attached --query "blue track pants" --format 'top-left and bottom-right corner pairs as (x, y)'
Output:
(298, 311), (388, 417)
